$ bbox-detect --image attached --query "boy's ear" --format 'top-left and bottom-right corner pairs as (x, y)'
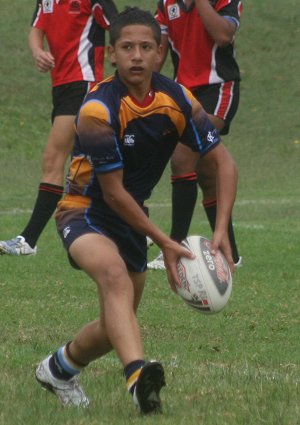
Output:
(107, 45), (116, 65)
(155, 43), (163, 65)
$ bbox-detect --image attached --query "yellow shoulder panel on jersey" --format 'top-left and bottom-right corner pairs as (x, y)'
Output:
(79, 99), (111, 124)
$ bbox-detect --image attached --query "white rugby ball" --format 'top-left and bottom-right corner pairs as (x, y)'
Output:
(176, 235), (232, 313)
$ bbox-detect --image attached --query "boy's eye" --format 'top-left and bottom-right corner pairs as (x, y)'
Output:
(120, 43), (132, 50)
(120, 43), (153, 51)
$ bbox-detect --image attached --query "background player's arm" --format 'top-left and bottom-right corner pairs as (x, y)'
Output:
(191, 100), (238, 269)
(203, 144), (237, 267)
(194, 0), (237, 46)
(28, 27), (55, 73)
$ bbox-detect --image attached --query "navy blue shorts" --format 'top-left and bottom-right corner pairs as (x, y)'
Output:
(51, 81), (91, 122)
(192, 81), (240, 135)
(56, 207), (148, 273)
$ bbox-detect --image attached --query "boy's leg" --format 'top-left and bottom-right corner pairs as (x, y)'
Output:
(0, 116), (75, 255)
(69, 233), (144, 365)
(36, 233), (165, 413)
(68, 270), (146, 366)
(20, 115), (76, 247)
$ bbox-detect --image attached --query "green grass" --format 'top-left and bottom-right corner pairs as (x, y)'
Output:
(1, 0), (300, 424)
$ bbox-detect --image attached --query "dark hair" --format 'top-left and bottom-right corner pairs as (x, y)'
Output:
(109, 7), (161, 46)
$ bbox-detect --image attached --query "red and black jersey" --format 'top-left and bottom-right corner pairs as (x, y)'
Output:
(31, 0), (117, 87)
(156, 0), (243, 89)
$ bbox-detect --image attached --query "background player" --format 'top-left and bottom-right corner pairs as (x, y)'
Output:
(34, 7), (237, 415)
(148, 0), (243, 270)
(0, 0), (117, 256)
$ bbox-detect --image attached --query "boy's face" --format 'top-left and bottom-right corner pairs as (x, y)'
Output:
(108, 25), (162, 89)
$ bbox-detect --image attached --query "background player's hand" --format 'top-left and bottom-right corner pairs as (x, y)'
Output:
(210, 231), (234, 273)
(162, 240), (195, 292)
(33, 49), (55, 73)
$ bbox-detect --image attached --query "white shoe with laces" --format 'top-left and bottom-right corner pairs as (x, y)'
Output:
(35, 356), (90, 407)
(146, 237), (154, 249)
(0, 236), (37, 256)
(147, 251), (165, 270)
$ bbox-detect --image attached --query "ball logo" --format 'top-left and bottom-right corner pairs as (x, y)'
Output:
(214, 251), (230, 283)
(191, 273), (203, 289)
(200, 239), (230, 295)
(176, 261), (191, 293)
(177, 236), (232, 313)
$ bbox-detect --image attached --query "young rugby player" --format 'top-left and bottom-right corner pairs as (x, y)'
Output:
(35, 7), (237, 415)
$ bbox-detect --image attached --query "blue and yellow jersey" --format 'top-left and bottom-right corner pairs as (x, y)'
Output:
(58, 72), (220, 213)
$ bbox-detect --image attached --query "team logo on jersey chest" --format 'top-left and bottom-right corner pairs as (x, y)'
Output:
(68, 0), (82, 14)
(124, 134), (135, 147)
(167, 4), (180, 20)
(42, 0), (54, 13)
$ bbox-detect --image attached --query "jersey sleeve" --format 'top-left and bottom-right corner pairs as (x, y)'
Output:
(155, 0), (169, 35)
(31, 0), (44, 29)
(218, 0), (243, 29)
(92, 0), (118, 29)
(179, 86), (221, 155)
(76, 99), (123, 173)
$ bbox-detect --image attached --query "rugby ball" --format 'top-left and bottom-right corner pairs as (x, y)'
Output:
(176, 235), (232, 313)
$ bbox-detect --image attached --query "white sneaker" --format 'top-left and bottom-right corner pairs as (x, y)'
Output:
(0, 236), (37, 256)
(35, 356), (90, 407)
(147, 251), (165, 270)
(133, 361), (165, 415)
(146, 237), (154, 249)
(234, 256), (243, 268)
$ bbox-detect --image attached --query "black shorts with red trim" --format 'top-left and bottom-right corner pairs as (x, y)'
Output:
(51, 81), (92, 122)
(192, 81), (240, 135)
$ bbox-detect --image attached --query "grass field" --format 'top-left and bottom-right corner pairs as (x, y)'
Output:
(0, 1), (300, 424)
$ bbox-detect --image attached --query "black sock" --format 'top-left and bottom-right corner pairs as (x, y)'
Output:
(170, 174), (198, 242)
(203, 199), (240, 264)
(21, 183), (63, 248)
